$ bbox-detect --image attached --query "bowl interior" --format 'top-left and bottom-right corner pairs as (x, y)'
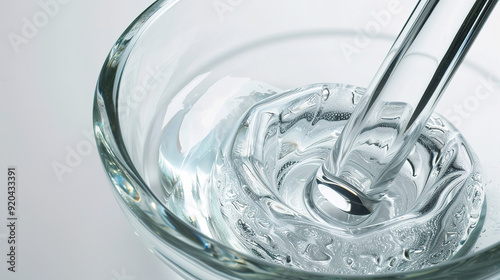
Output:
(99, 0), (500, 277)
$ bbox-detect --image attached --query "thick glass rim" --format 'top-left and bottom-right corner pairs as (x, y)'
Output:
(93, 0), (500, 278)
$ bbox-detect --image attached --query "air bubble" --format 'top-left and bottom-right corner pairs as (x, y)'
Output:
(322, 87), (330, 101)
(388, 257), (396, 267)
(403, 249), (410, 260)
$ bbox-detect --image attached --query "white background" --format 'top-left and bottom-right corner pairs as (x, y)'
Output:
(0, 0), (183, 279)
(1, 0), (500, 280)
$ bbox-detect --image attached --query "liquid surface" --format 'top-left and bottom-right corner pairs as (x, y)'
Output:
(158, 82), (484, 274)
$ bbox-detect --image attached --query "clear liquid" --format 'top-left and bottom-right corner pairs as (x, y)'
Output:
(158, 82), (484, 274)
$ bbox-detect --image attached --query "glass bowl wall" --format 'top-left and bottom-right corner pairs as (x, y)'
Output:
(93, 0), (500, 279)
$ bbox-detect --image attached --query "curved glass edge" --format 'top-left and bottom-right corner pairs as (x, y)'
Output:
(92, 0), (500, 279)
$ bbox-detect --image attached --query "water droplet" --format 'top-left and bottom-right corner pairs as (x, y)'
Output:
(322, 87), (330, 101)
(403, 249), (410, 260)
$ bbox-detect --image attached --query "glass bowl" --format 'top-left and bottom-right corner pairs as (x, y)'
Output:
(93, 0), (500, 278)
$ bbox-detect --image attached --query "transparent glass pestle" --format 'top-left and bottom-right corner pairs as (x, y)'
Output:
(306, 0), (498, 224)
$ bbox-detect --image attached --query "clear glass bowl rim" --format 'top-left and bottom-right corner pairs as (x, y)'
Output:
(93, 0), (500, 278)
